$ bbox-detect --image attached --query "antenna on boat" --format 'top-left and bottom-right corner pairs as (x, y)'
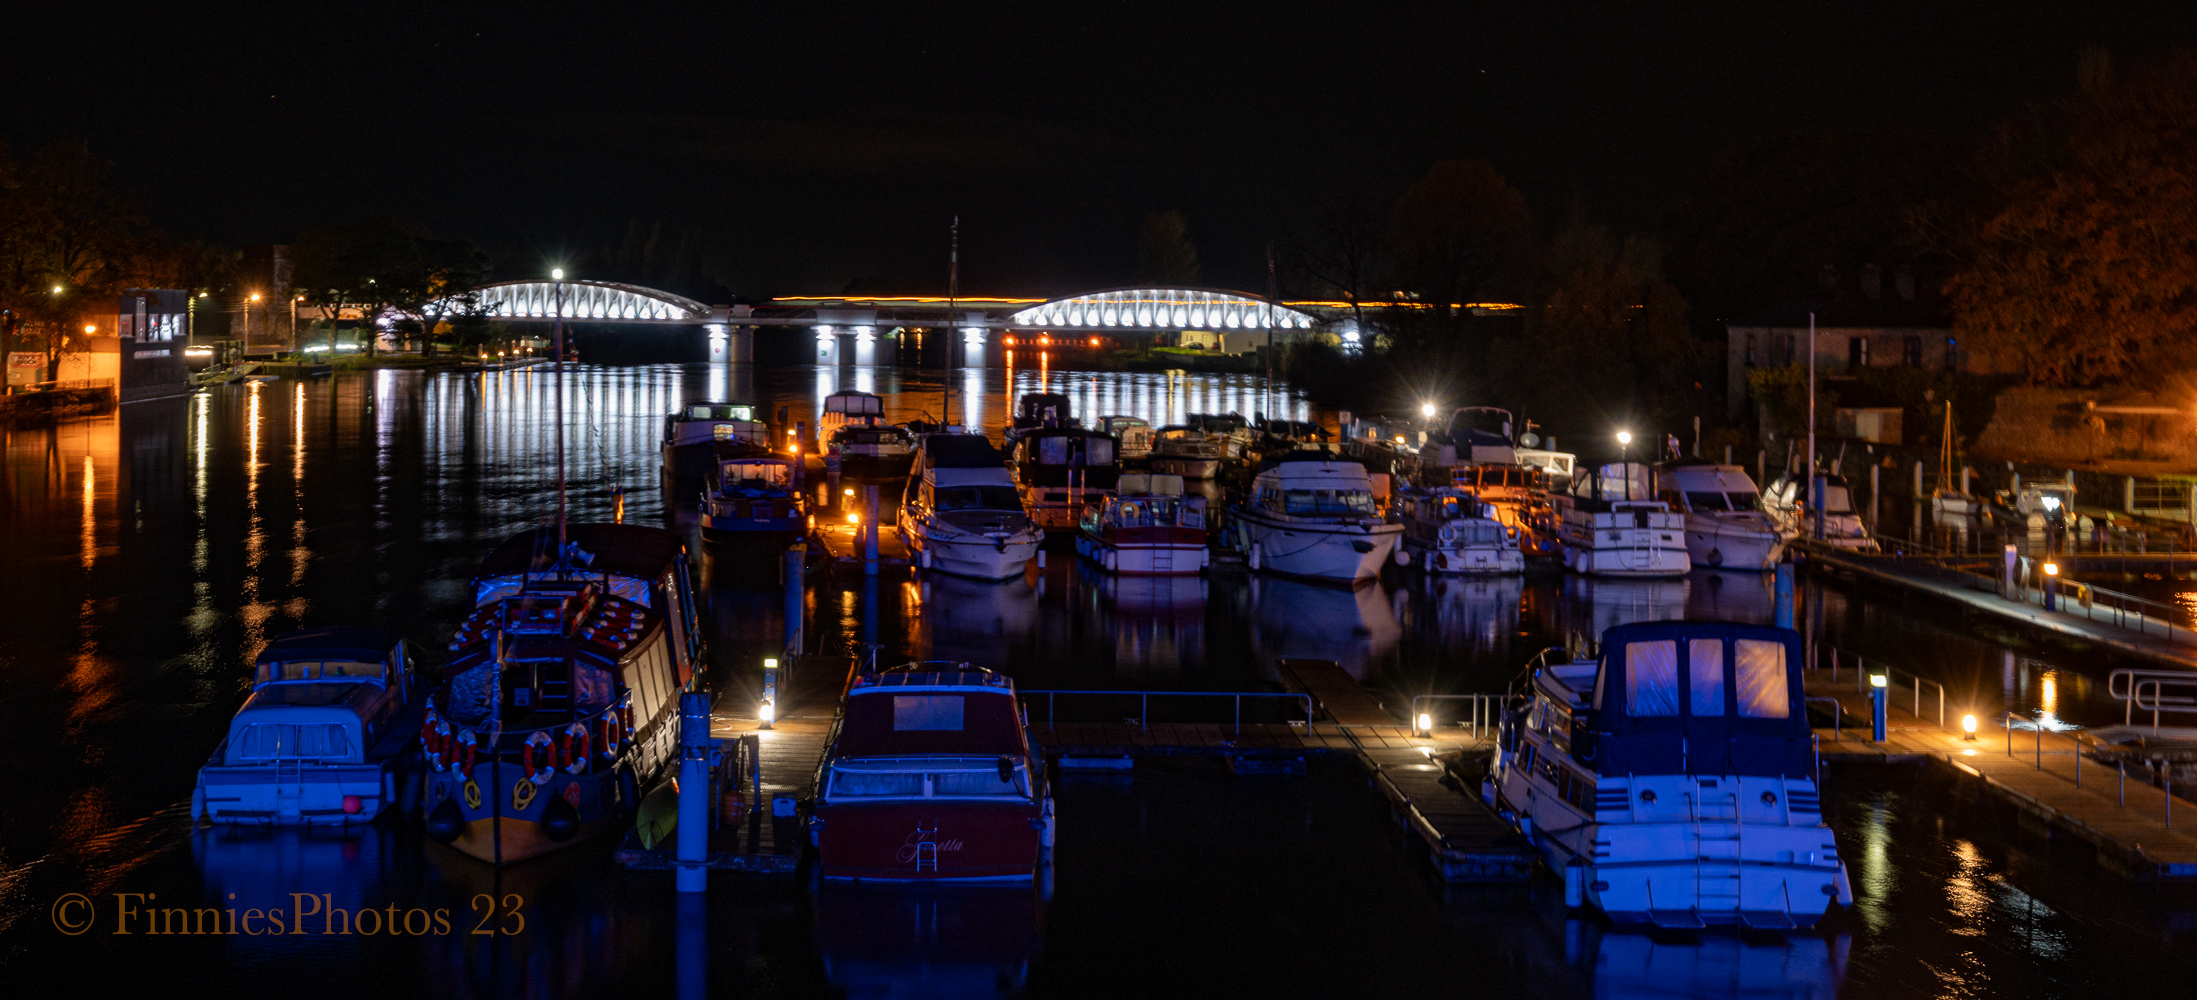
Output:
(944, 216), (959, 431)
(553, 267), (569, 556)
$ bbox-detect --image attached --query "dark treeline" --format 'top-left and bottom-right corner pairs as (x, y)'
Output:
(1273, 46), (2197, 455)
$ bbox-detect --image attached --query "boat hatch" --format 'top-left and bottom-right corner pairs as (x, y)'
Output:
(499, 585), (600, 637)
(256, 659), (386, 685)
(234, 722), (353, 760)
(828, 757), (1031, 801)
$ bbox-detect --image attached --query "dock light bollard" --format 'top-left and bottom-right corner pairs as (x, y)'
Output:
(1962, 714), (1978, 742)
(1415, 713), (1433, 738)
(2043, 562), (2060, 612)
(761, 658), (779, 731)
(1870, 674), (1888, 743)
(676, 689), (714, 893)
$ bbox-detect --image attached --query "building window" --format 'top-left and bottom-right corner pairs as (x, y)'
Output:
(1848, 336), (1869, 367)
(1903, 335), (1922, 367)
(1744, 332), (1757, 366)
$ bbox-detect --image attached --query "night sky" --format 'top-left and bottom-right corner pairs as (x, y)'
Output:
(10, 2), (2197, 297)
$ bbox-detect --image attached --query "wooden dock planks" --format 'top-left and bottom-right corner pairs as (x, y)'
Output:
(1361, 746), (1535, 882)
(809, 519), (912, 568)
(1805, 675), (2197, 879)
(1278, 658), (1398, 726)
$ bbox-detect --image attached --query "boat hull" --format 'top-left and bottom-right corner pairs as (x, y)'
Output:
(905, 527), (1041, 580)
(1403, 539), (1525, 575)
(1561, 542), (1690, 577)
(423, 757), (630, 866)
(815, 801), (1042, 882)
(1239, 514), (1401, 583)
(1680, 519), (1787, 571)
(1076, 531), (1209, 576)
(193, 759), (406, 826)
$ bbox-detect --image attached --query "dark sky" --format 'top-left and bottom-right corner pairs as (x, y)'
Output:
(9, 2), (2197, 297)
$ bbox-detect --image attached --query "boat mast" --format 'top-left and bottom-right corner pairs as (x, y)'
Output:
(1805, 311), (1815, 525)
(945, 216), (958, 430)
(554, 269), (568, 555)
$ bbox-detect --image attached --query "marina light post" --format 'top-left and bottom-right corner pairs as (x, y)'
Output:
(761, 657), (779, 730)
(1962, 713), (1979, 742)
(1414, 712), (1433, 738)
(2042, 561), (2060, 611)
(1870, 673), (1889, 742)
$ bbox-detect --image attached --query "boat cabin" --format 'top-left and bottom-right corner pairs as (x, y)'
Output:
(662, 402), (763, 449)
(224, 628), (412, 767)
(1554, 621), (1811, 779)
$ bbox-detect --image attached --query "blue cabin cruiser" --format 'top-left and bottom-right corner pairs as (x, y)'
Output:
(701, 447), (805, 536)
(192, 627), (424, 825)
(1487, 621), (1853, 930)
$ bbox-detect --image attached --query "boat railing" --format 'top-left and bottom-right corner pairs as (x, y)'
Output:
(2109, 668), (2197, 733)
(1018, 689), (1315, 734)
(1407, 693), (1504, 740)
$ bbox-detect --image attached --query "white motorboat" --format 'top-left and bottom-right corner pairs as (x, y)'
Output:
(900, 434), (1044, 580)
(1230, 453), (1403, 583)
(1096, 414), (1154, 461)
(1396, 486), (1524, 575)
(1762, 473), (1878, 551)
(1487, 622), (1853, 930)
(192, 628), (424, 825)
(821, 389), (886, 440)
(1451, 463), (1561, 558)
(1012, 426), (1120, 531)
(1077, 472), (1209, 576)
(1553, 463), (1689, 577)
(660, 401), (767, 488)
(1656, 461), (1788, 570)
(1149, 426), (1224, 479)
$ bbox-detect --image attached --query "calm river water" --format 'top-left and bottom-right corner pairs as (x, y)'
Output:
(2, 364), (2193, 998)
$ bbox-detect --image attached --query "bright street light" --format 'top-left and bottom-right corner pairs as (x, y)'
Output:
(552, 268), (565, 280)
(1616, 431), (1633, 445)
(50, 284), (63, 294)
(2043, 562), (2060, 577)
(1420, 402), (1438, 418)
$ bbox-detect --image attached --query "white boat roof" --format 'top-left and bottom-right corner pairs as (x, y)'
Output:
(1661, 463), (1761, 492)
(1255, 460), (1372, 489)
(928, 466), (1016, 488)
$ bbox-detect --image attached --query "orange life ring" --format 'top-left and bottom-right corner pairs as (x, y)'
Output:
(523, 731), (556, 783)
(559, 723), (591, 774)
(454, 730), (478, 775)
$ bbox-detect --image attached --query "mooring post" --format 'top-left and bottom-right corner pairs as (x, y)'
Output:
(1774, 564), (1794, 629)
(675, 689), (713, 892)
(784, 543), (805, 656)
(864, 484), (880, 576)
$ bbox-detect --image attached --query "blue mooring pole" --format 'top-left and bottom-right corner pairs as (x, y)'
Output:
(864, 484), (880, 576)
(675, 689), (713, 892)
(784, 542), (805, 656)
(1774, 564), (1795, 629)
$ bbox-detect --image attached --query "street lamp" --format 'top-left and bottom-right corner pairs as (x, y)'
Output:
(1420, 401), (1438, 419)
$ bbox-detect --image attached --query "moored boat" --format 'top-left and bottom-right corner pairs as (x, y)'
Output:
(1006, 392), (1077, 446)
(830, 423), (917, 481)
(1486, 622), (1853, 929)
(1013, 426), (1121, 531)
(1077, 472), (1209, 576)
(901, 434), (1045, 580)
(192, 628), (425, 825)
(1231, 452), (1403, 583)
(1762, 472), (1877, 551)
(700, 449), (805, 536)
(420, 524), (697, 865)
(1452, 462), (1559, 556)
(811, 662), (1052, 881)
(1396, 486), (1524, 575)
(1656, 460), (1788, 570)
(1553, 463), (1689, 577)
(661, 402), (767, 490)
(1096, 414), (1155, 461)
(1149, 425), (1224, 480)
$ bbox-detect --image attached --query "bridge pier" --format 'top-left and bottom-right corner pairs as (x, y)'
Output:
(705, 323), (752, 364)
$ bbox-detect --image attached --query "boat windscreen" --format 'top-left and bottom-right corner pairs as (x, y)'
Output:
(936, 486), (1022, 511)
(257, 660), (385, 684)
(1728, 491), (1762, 510)
(1283, 489), (1375, 516)
(1685, 491), (1729, 511)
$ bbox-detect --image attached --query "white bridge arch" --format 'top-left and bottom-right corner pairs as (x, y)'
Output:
(427, 280), (713, 324)
(1006, 287), (1316, 332)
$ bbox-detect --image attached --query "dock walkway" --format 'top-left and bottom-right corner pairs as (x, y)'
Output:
(1805, 675), (2197, 880)
(616, 655), (855, 876)
(1802, 543), (2197, 670)
(808, 519), (912, 571)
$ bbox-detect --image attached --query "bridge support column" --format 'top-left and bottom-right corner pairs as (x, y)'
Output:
(814, 326), (839, 365)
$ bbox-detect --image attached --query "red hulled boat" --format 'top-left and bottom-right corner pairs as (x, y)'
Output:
(812, 662), (1053, 881)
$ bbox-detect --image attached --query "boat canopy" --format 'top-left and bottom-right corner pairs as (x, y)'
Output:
(838, 666), (1027, 757)
(920, 434), (1008, 469)
(1582, 621), (1811, 779)
(824, 390), (884, 416)
(1571, 463), (1657, 503)
(255, 627), (401, 672)
(674, 402), (754, 422)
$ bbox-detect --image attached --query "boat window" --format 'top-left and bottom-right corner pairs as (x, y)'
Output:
(933, 770), (1020, 796)
(1820, 487), (1852, 514)
(892, 695), (965, 731)
(260, 660), (316, 682)
(236, 723), (351, 759)
(1085, 437), (1113, 466)
(1686, 491), (1729, 511)
(1624, 640), (1679, 716)
(1727, 491), (1761, 510)
(1283, 489), (1375, 515)
(1465, 524), (1506, 545)
(1735, 639), (1791, 718)
(832, 770), (923, 797)
(935, 486), (1022, 511)
(1688, 639), (1725, 716)
(1039, 437), (1068, 464)
(321, 660), (386, 682)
